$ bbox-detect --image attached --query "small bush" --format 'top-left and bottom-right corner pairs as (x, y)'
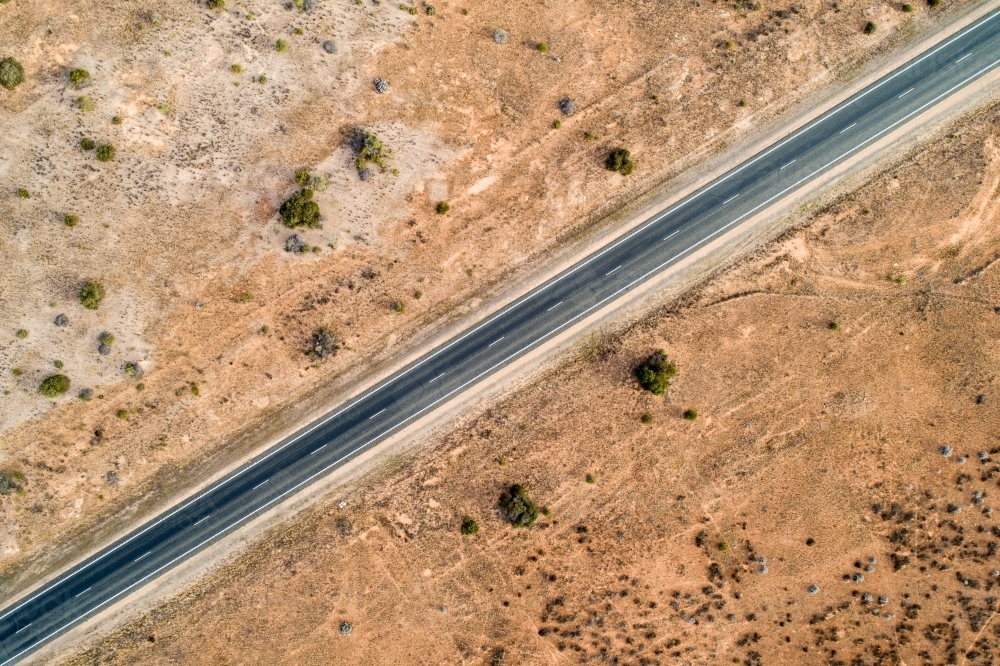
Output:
(64, 214), (78, 227)
(552, 119), (561, 129)
(436, 201), (450, 215)
(683, 409), (698, 421)
(79, 280), (105, 310)
(96, 144), (115, 162)
(718, 542), (730, 552)
(640, 412), (654, 424)
(53, 360), (63, 369)
(230, 63), (242, 74)
(585, 473), (596, 484)
(828, 321), (840, 331)
(12, 368), (23, 377)
(112, 115), (123, 125)
(207, 0), (225, 8)
(605, 147), (635, 176)
(0, 57), (24, 90)
(239, 291), (254, 302)
(351, 129), (391, 175)
(888, 272), (907, 286)
(78, 388), (93, 401)
(157, 104), (170, 115)
(902, 2), (913, 9)
(98, 331), (115, 346)
(124, 361), (143, 380)
(15, 329), (27, 339)
(77, 95), (95, 112)
(584, 131), (596, 141)
(390, 299), (406, 314)
(69, 68), (90, 87)
(460, 516), (479, 535)
(927, 0), (941, 6)
(276, 38), (289, 52)
(864, 21), (877, 34)
(536, 42), (549, 53)
(17, 188), (29, 199)
(498, 484), (539, 528)
(426, 4), (436, 14)
(307, 328), (338, 360)
(295, 168), (311, 186)
(80, 137), (95, 150)
(116, 408), (128, 419)
(635, 350), (677, 395)
(279, 188), (321, 228)
(39, 374), (71, 397)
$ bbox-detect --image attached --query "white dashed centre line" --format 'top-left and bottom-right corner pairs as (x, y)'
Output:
(898, 87), (914, 98)
(605, 265), (622, 276)
(252, 479), (270, 490)
(780, 159), (796, 169)
(193, 515), (211, 526)
(546, 301), (564, 312)
(310, 444), (327, 455)
(15, 623), (31, 634)
(368, 409), (386, 420)
(74, 588), (91, 599)
(488, 337), (505, 347)
(839, 122), (857, 134)
(134, 552), (150, 562)
(428, 373), (446, 384)
(723, 194), (740, 205)
(957, 52), (972, 62)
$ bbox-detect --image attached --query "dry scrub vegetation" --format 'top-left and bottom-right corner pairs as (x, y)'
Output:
(0, 0), (979, 607)
(62, 100), (1000, 665)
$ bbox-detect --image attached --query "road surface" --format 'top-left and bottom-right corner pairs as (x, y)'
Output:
(4, 8), (1000, 663)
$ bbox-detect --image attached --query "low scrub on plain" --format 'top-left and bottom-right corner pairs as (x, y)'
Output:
(635, 350), (677, 395)
(79, 280), (105, 309)
(606, 148), (635, 176)
(280, 188), (321, 228)
(39, 374), (71, 397)
(0, 57), (24, 90)
(498, 484), (539, 528)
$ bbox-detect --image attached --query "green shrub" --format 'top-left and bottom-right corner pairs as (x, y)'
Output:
(426, 4), (436, 14)
(927, 0), (941, 6)
(902, 2), (913, 9)
(718, 541), (730, 552)
(279, 188), (321, 228)
(552, 120), (561, 129)
(208, 0), (225, 8)
(436, 201), (450, 215)
(390, 300), (406, 313)
(112, 115), (123, 125)
(230, 63), (242, 74)
(498, 484), (539, 528)
(80, 137), (95, 150)
(295, 168), (311, 186)
(17, 188), (29, 199)
(585, 473), (596, 484)
(79, 280), (105, 309)
(276, 38), (289, 52)
(69, 68), (90, 87)
(351, 129), (391, 173)
(640, 412), (654, 424)
(606, 147), (635, 176)
(77, 95), (94, 112)
(460, 516), (479, 535)
(536, 42), (549, 53)
(96, 144), (115, 162)
(11, 368), (23, 377)
(53, 360), (63, 369)
(635, 350), (677, 395)
(77, 388), (93, 401)
(98, 332), (115, 346)
(239, 291), (254, 302)
(683, 409), (698, 421)
(116, 408), (128, 419)
(64, 214), (79, 227)
(39, 374), (71, 397)
(828, 321), (840, 331)
(15, 329), (27, 339)
(124, 361), (142, 380)
(0, 57), (24, 90)
(584, 131), (596, 141)
(864, 21), (877, 34)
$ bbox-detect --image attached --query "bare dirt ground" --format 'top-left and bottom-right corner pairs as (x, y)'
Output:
(1, 0), (983, 599)
(56, 100), (1000, 665)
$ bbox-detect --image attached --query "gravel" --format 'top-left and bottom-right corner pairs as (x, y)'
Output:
(284, 234), (306, 253)
(493, 29), (508, 44)
(374, 77), (388, 94)
(323, 40), (337, 53)
(54, 314), (69, 327)
(558, 97), (576, 116)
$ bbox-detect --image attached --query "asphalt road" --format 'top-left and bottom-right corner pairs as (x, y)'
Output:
(4, 9), (1000, 663)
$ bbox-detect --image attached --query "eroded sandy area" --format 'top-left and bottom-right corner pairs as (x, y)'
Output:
(58, 96), (1000, 666)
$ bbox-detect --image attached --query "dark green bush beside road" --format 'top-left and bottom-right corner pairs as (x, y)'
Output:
(635, 350), (677, 395)
(498, 484), (539, 528)
(606, 148), (635, 176)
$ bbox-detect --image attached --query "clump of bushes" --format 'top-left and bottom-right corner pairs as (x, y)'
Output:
(498, 484), (539, 528)
(96, 144), (115, 162)
(79, 280), (105, 309)
(635, 350), (677, 395)
(436, 201), (450, 215)
(98, 331), (115, 355)
(39, 374), (71, 397)
(208, 0), (225, 8)
(280, 188), (321, 228)
(124, 361), (143, 380)
(0, 57), (24, 91)
(350, 128), (391, 177)
(460, 516), (479, 535)
(307, 328), (338, 360)
(0, 471), (23, 496)
(69, 68), (90, 87)
(606, 148), (635, 176)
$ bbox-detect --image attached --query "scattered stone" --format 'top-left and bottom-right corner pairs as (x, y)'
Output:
(759, 564), (768, 574)
(493, 28), (508, 44)
(940, 445), (953, 457)
(339, 621), (352, 635)
(991, 570), (999, 577)
(53, 313), (69, 327)
(878, 596), (888, 605)
(558, 97), (576, 116)
(335, 518), (352, 535)
(373, 77), (388, 94)
(852, 574), (865, 583)
(862, 593), (873, 603)
(958, 456), (967, 464)
(98, 343), (112, 356)
(323, 40), (337, 53)
(868, 556), (877, 564)
(865, 565), (875, 573)
(284, 234), (307, 253)
(302, 0), (317, 10)
(105, 471), (118, 487)
(808, 585), (819, 594)
(946, 504), (962, 513)
(980, 451), (990, 461)
(978, 394), (987, 404)
(195, 301), (204, 309)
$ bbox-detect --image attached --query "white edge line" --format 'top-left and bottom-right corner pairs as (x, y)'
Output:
(3, 12), (998, 644)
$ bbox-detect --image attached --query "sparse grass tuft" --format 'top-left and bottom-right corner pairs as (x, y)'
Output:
(17, 189), (29, 199)
(536, 42), (549, 53)
(390, 299), (406, 314)
(230, 63), (242, 74)
(15, 329), (27, 339)
(828, 321), (840, 331)
(207, 0), (225, 8)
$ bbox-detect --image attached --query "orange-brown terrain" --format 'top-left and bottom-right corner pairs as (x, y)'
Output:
(1, 0), (978, 602)
(57, 100), (1000, 665)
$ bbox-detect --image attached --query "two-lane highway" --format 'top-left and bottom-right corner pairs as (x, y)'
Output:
(5, 7), (1000, 662)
